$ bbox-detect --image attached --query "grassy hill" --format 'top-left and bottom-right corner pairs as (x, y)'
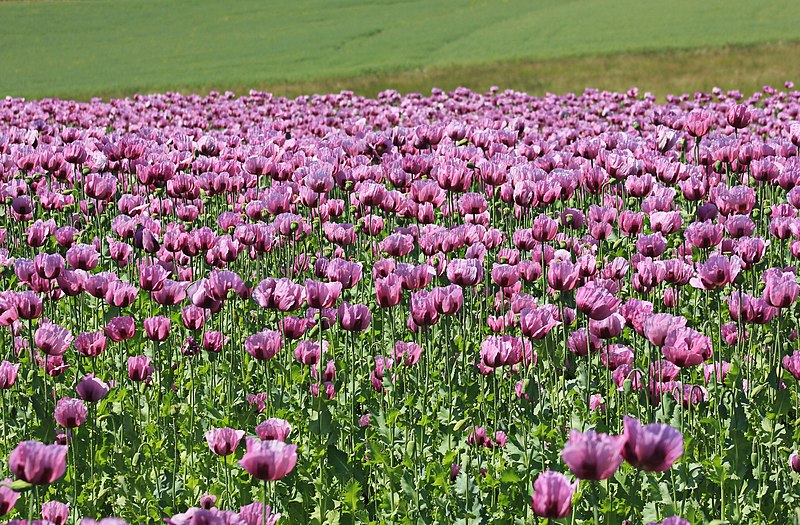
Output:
(2, 0), (799, 99)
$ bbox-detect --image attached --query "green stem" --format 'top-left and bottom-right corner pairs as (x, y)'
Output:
(262, 480), (268, 525)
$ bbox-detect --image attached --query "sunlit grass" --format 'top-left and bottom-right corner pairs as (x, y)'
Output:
(1, 0), (799, 99)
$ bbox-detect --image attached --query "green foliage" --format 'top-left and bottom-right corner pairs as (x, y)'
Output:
(0, 0), (799, 99)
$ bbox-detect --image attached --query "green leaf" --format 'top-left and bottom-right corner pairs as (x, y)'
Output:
(500, 470), (521, 483)
(325, 508), (341, 525)
(341, 480), (362, 511)
(327, 445), (352, 482)
(309, 405), (333, 437)
(750, 383), (767, 399)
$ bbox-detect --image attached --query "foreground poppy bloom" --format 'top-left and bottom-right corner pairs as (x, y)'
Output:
(447, 258), (483, 287)
(561, 430), (624, 480)
(547, 260), (580, 292)
(762, 268), (800, 308)
(0, 361), (19, 389)
(375, 274), (403, 307)
(205, 427), (245, 456)
(41, 500), (69, 525)
(432, 284), (463, 315)
(790, 451), (800, 473)
(294, 340), (327, 365)
(662, 327), (712, 368)
(34, 323), (73, 356)
(519, 305), (560, 339)
(143, 316), (171, 342)
(643, 313), (687, 347)
(238, 437), (298, 481)
(304, 279), (342, 309)
(337, 302), (372, 332)
(689, 254), (741, 290)
(684, 109), (713, 137)
(255, 418), (292, 442)
(726, 104), (752, 128)
(33, 253), (64, 280)
(9, 440), (67, 485)
(393, 341), (423, 367)
(530, 470), (576, 519)
(0, 478), (19, 515)
(167, 507), (241, 525)
(239, 502), (281, 525)
(75, 331), (107, 357)
(245, 330), (283, 361)
(54, 397), (88, 428)
(199, 493), (216, 509)
(621, 416), (683, 471)
(575, 282), (621, 320)
(104, 316), (136, 342)
(127, 355), (154, 382)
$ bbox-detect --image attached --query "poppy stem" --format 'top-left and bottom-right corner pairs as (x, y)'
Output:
(262, 479), (268, 525)
(585, 315), (592, 424)
(264, 361), (271, 418)
(71, 430), (79, 514)
(225, 456), (233, 507)
(590, 481), (600, 525)
(91, 404), (97, 514)
(0, 390), (6, 458)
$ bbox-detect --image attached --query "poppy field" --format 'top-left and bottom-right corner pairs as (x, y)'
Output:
(0, 84), (800, 524)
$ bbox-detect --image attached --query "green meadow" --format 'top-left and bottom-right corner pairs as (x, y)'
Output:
(1, 0), (799, 99)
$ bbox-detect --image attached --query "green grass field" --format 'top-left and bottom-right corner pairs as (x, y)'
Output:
(2, 0), (800, 99)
